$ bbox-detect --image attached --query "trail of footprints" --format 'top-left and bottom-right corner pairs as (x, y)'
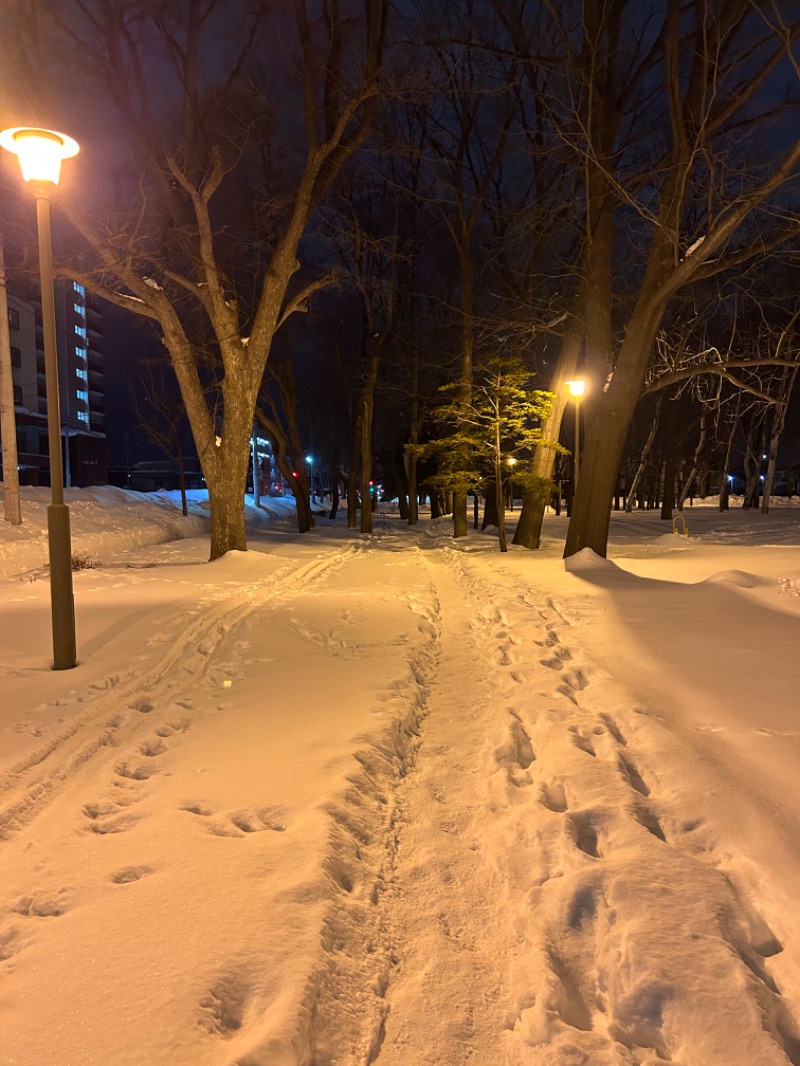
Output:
(78, 701), (194, 839)
(482, 597), (797, 1062)
(3, 690), (289, 964)
(448, 551), (793, 1053)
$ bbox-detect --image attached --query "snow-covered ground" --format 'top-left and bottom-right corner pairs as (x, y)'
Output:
(1, 486), (800, 1066)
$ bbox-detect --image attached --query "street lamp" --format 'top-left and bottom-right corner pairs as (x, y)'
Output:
(565, 379), (586, 493)
(1, 126), (80, 669)
(305, 454), (314, 502)
(506, 456), (517, 510)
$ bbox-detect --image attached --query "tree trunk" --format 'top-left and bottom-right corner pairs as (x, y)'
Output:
(762, 368), (796, 512)
(718, 410), (739, 511)
(347, 402), (362, 529)
(513, 302), (585, 548)
(453, 231), (475, 540)
(0, 231), (21, 525)
(396, 449), (410, 520)
(660, 394), (680, 520)
(406, 354), (420, 526)
(482, 483), (498, 529)
(678, 413), (707, 510)
(494, 427), (507, 552)
(207, 445), (249, 559)
(255, 409), (312, 533)
(625, 396), (663, 512)
(177, 441), (188, 516)
(564, 287), (669, 559)
(359, 347), (380, 535)
(328, 450), (340, 520)
(742, 421), (764, 510)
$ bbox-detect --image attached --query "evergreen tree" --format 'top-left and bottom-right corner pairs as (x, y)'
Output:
(419, 355), (561, 551)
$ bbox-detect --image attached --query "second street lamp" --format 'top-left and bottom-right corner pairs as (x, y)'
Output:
(0, 126), (80, 669)
(565, 379), (586, 494)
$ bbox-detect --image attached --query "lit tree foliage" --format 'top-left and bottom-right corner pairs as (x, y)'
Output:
(419, 354), (559, 551)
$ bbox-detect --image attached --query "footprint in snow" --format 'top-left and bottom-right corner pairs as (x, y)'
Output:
(540, 780), (568, 813)
(535, 629), (561, 648)
(129, 697), (155, 714)
(90, 675), (120, 692)
(541, 646), (572, 670)
(203, 807), (288, 837)
(109, 865), (153, 884)
(14, 894), (69, 918)
(495, 717), (536, 772)
(139, 739), (166, 757)
(115, 761), (156, 781)
(618, 753), (649, 796)
(198, 970), (251, 1036)
(154, 718), (191, 738)
(569, 811), (602, 859)
(599, 713), (626, 746)
(569, 727), (597, 758)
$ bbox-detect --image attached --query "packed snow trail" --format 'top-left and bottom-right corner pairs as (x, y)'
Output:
(0, 533), (431, 1065)
(357, 535), (800, 1066)
(0, 543), (365, 842)
(1, 503), (800, 1066)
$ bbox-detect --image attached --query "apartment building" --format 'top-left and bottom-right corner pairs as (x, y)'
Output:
(3, 279), (108, 486)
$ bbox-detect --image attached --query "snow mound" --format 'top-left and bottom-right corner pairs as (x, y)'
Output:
(564, 548), (618, 573)
(703, 569), (767, 588)
(652, 532), (693, 546)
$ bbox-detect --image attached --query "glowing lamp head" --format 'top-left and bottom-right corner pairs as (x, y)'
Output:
(0, 126), (79, 185)
(566, 379), (586, 398)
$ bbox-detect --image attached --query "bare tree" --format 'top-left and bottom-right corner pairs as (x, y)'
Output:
(2, 0), (387, 559)
(0, 227), (21, 524)
(561, 1), (800, 558)
(130, 358), (192, 515)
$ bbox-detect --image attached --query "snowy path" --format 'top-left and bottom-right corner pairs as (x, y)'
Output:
(363, 538), (800, 1066)
(1, 499), (800, 1066)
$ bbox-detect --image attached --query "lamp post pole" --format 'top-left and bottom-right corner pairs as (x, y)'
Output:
(1, 126), (80, 669)
(36, 187), (76, 669)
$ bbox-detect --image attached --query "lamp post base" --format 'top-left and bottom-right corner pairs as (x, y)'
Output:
(47, 502), (77, 670)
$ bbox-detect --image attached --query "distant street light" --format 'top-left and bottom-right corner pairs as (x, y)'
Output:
(305, 454), (315, 502)
(506, 456), (518, 510)
(1, 126), (80, 669)
(565, 379), (586, 492)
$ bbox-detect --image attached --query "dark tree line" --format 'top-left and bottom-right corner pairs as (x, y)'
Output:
(2, 0), (800, 557)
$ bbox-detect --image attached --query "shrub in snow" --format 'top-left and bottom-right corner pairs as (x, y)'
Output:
(71, 552), (99, 571)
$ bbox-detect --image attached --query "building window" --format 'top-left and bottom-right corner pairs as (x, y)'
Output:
(73, 302), (85, 316)
(13, 385), (22, 404)
(10, 345), (21, 368)
(77, 389), (89, 404)
(73, 282), (85, 296)
(76, 367), (88, 382)
(75, 324), (87, 340)
(8, 307), (19, 330)
(75, 346), (88, 361)
(77, 410), (90, 425)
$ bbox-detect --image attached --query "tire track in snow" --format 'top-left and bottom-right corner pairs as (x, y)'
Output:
(0, 542), (365, 844)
